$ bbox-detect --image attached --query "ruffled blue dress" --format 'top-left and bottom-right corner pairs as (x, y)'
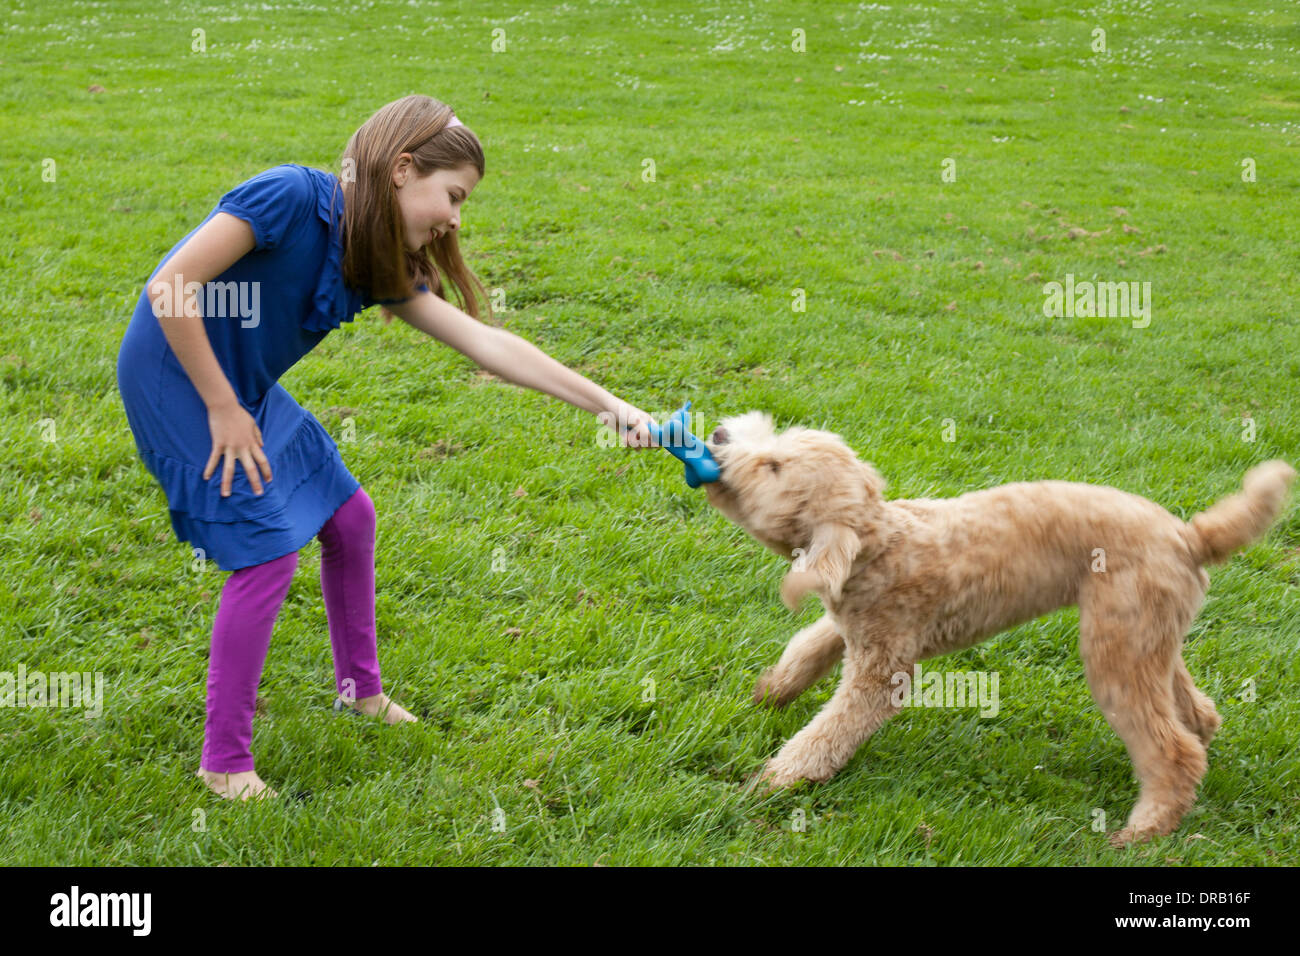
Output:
(116, 164), (420, 572)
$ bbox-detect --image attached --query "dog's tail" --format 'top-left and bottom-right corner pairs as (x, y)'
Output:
(1183, 460), (1295, 566)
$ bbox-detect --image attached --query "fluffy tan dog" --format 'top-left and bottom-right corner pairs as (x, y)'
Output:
(702, 412), (1294, 846)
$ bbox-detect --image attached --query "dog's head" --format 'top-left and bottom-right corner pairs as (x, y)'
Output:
(703, 411), (887, 611)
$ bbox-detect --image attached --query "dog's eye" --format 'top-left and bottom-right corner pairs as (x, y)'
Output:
(766, 459), (781, 474)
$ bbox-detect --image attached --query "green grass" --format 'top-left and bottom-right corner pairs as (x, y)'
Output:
(1, 0), (1298, 865)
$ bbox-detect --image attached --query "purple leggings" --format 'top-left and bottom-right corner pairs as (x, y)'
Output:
(200, 486), (384, 773)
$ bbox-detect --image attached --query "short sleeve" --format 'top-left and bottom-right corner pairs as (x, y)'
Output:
(216, 165), (315, 252)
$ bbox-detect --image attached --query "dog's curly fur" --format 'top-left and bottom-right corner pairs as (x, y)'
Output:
(703, 412), (1295, 846)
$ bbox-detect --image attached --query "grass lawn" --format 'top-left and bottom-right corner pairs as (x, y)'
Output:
(1, 0), (1297, 865)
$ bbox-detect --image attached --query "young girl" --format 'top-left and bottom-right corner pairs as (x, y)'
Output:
(116, 94), (655, 801)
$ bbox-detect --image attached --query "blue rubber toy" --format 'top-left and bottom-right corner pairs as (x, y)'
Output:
(644, 400), (721, 488)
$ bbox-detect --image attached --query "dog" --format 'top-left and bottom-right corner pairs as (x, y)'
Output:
(702, 411), (1294, 846)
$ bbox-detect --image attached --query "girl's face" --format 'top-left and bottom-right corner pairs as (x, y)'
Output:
(391, 157), (481, 252)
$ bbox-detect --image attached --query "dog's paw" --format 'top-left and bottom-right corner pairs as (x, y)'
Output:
(1108, 826), (1156, 849)
(752, 669), (793, 708)
(754, 757), (819, 793)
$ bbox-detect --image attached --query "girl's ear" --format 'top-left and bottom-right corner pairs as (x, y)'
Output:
(780, 522), (862, 611)
(392, 152), (414, 188)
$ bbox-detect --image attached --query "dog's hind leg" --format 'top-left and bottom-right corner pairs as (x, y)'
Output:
(758, 643), (908, 787)
(1079, 575), (1209, 847)
(753, 613), (844, 707)
(1168, 570), (1220, 749)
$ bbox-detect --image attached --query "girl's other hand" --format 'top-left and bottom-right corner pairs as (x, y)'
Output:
(204, 399), (273, 496)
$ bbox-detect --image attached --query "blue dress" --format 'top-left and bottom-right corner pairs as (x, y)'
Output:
(116, 164), (420, 572)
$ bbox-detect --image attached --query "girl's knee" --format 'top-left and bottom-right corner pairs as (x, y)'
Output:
(317, 487), (375, 547)
(339, 486), (376, 532)
(351, 486), (376, 522)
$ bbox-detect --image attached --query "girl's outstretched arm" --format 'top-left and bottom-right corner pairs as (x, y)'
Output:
(386, 290), (654, 448)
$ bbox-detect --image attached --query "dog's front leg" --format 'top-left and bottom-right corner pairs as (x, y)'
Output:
(759, 648), (908, 788)
(754, 612), (844, 707)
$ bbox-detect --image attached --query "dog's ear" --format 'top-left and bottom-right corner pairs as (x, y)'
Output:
(780, 522), (862, 611)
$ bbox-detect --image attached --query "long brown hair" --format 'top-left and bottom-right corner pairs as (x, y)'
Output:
(338, 94), (490, 318)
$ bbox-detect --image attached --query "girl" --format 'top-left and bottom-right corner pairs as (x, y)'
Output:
(116, 94), (655, 801)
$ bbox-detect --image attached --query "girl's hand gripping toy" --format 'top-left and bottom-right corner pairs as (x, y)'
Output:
(644, 400), (721, 488)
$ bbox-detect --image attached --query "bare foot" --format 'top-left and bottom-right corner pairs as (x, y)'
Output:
(337, 692), (418, 724)
(195, 768), (279, 801)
